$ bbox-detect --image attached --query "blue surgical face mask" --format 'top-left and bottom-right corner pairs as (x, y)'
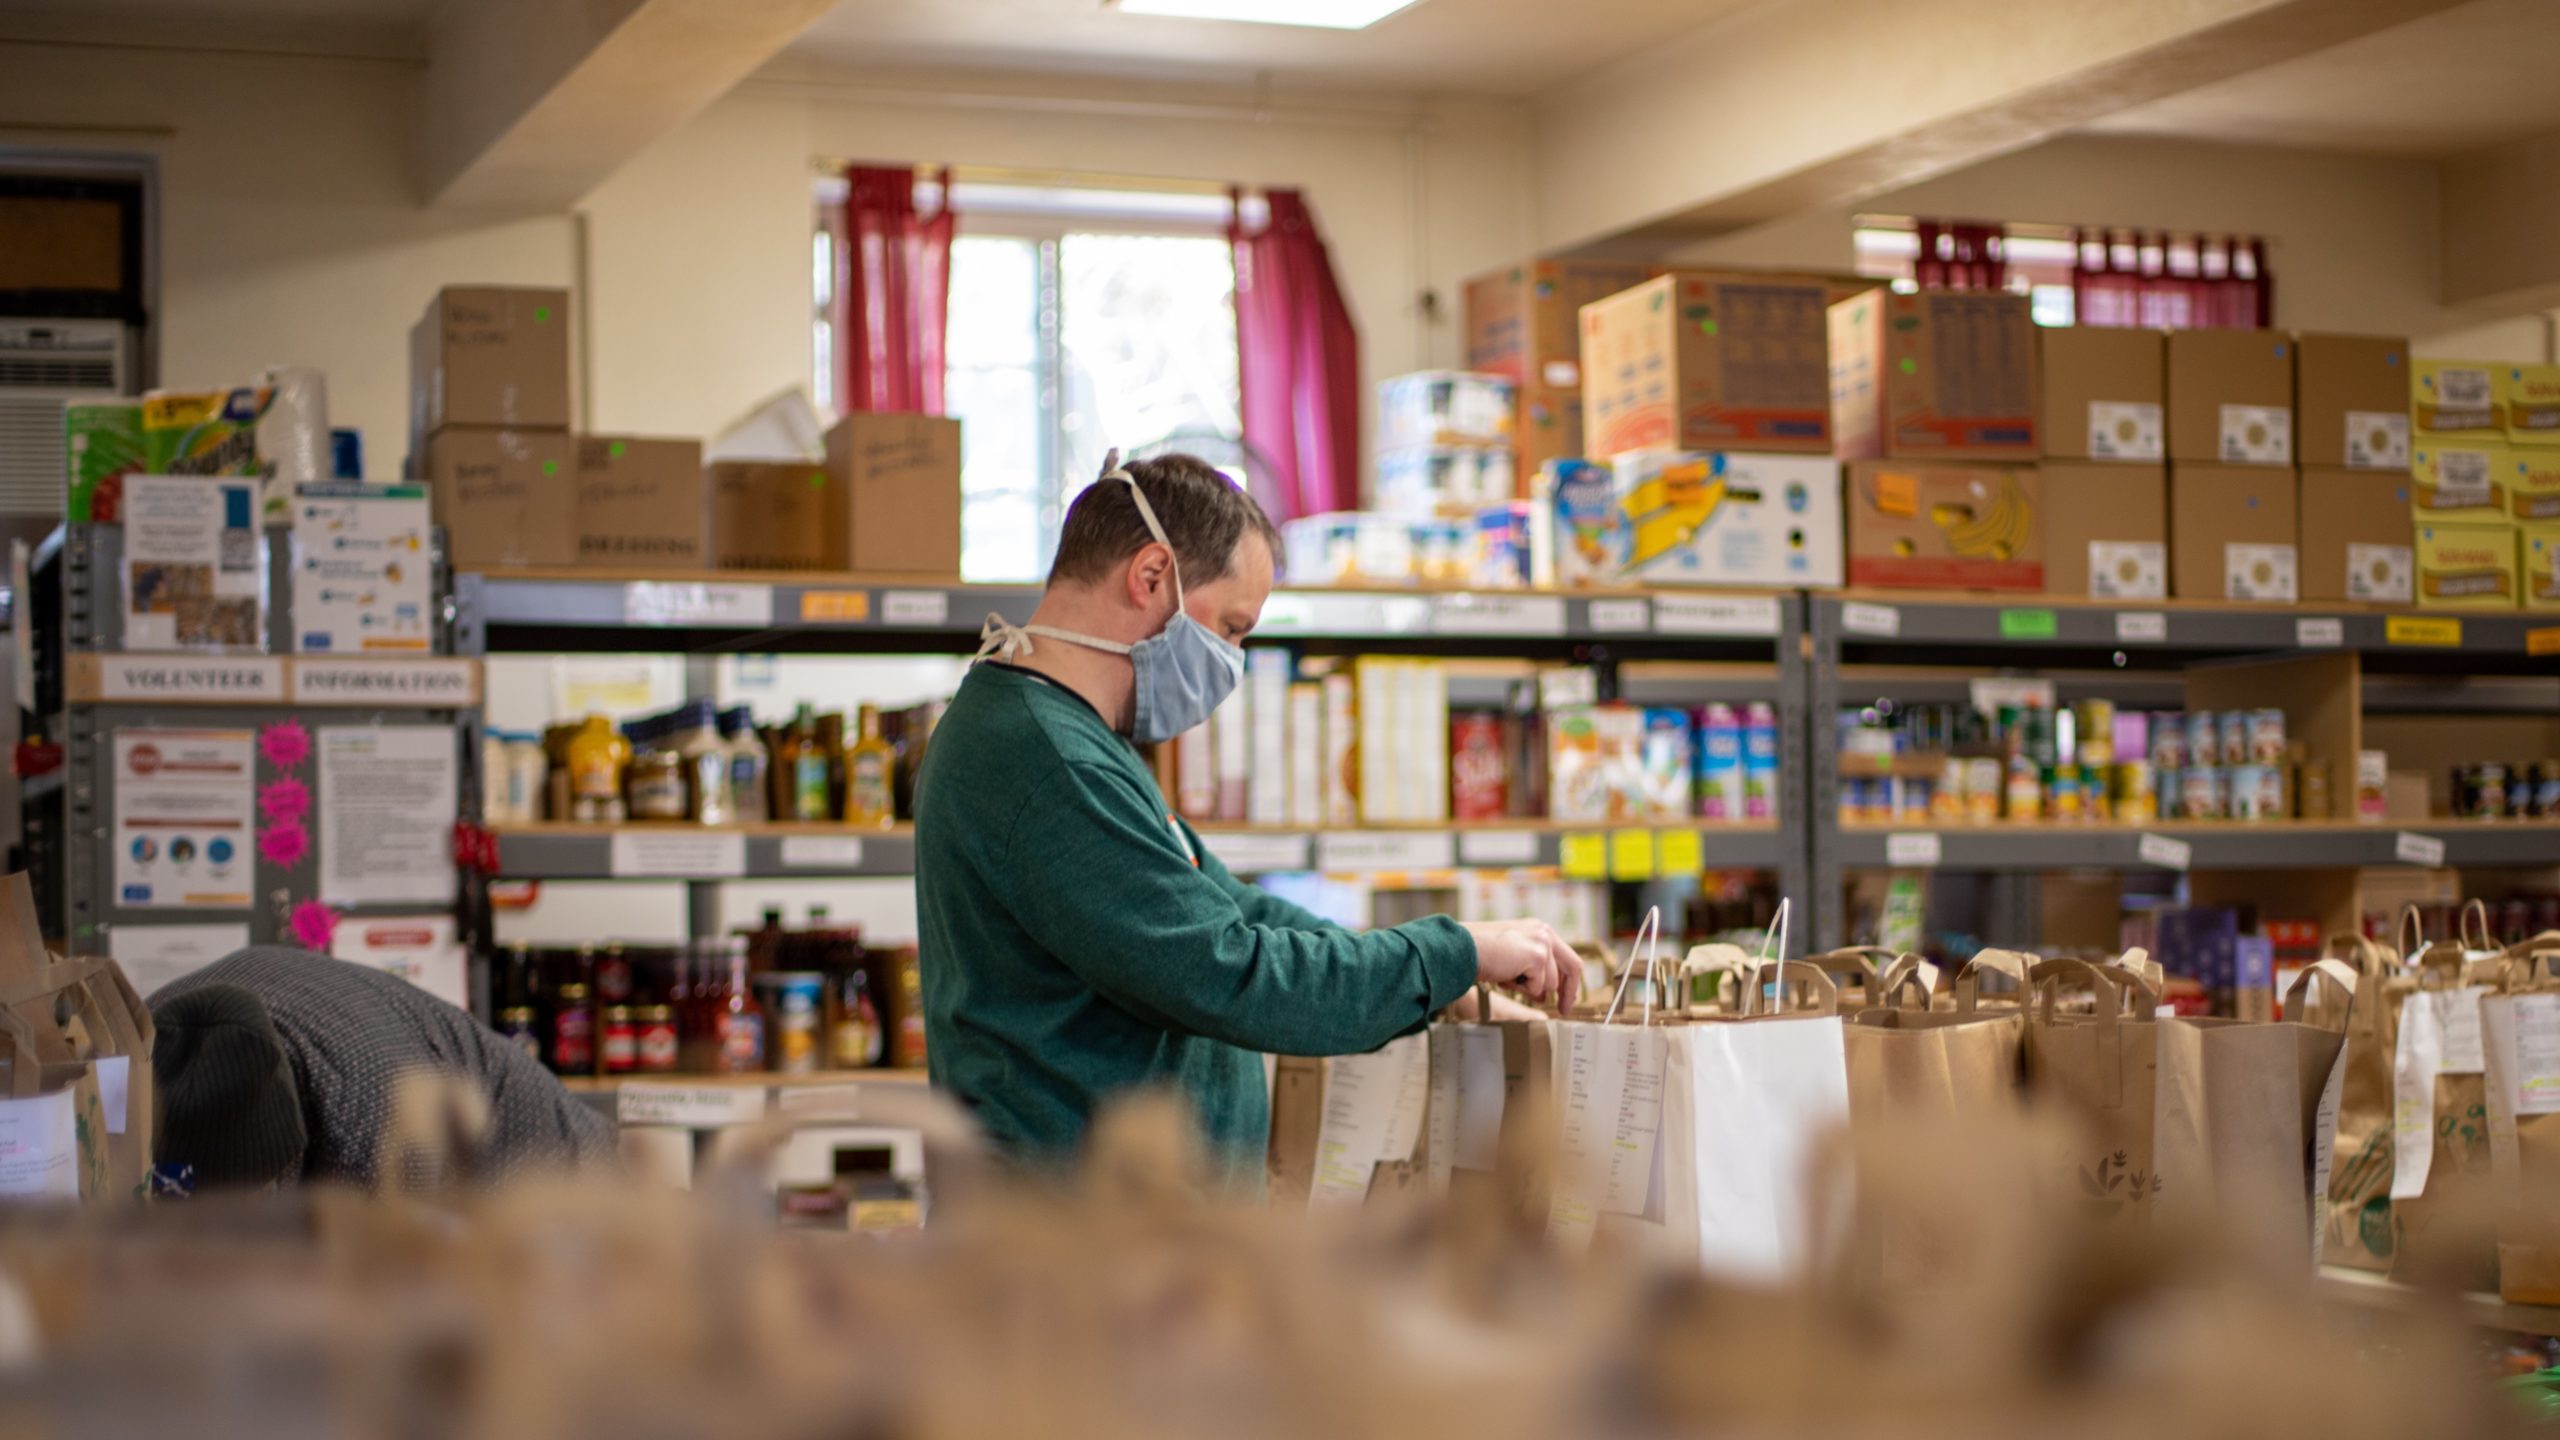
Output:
(975, 469), (1245, 745)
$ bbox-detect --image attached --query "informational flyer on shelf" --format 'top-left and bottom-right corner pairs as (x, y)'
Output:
(121, 476), (265, 652)
(109, 922), (250, 994)
(330, 914), (467, 1009)
(317, 726), (457, 905)
(292, 488), (433, 653)
(111, 729), (255, 909)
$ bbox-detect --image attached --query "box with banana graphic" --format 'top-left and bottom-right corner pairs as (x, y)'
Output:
(1844, 461), (2045, 591)
(1533, 451), (1841, 588)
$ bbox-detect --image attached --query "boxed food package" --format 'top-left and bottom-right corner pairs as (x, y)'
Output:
(409, 286), (571, 443)
(2411, 357), (2501, 436)
(2165, 329), (2294, 466)
(1843, 461), (2044, 591)
(2293, 333), (2411, 470)
(423, 428), (576, 569)
(1464, 258), (1654, 387)
(1283, 512), (1418, 584)
(291, 486), (433, 652)
(1528, 460), (1624, 587)
(1473, 503), (1532, 588)
(2503, 363), (2560, 446)
(822, 411), (961, 576)
(2298, 469), (2414, 605)
(1612, 450), (1843, 588)
(1583, 272), (1832, 457)
(142, 387), (269, 477)
(2412, 438), (2509, 523)
(2413, 521), (2519, 610)
(1379, 371), (1514, 450)
(2168, 465), (2298, 601)
(1830, 289), (2038, 462)
(1377, 446), (1515, 517)
(1449, 709), (1510, 821)
(576, 436), (706, 568)
(2522, 523), (2560, 611)
(710, 459), (831, 570)
(2039, 327), (2162, 462)
(2505, 447), (2560, 523)
(65, 399), (142, 522)
(1640, 708), (1693, 822)
(2041, 461), (2166, 599)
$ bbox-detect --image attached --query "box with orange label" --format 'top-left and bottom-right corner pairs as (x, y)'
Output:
(2504, 446), (2560, 523)
(1844, 461), (2043, 591)
(2522, 524), (2560, 612)
(2414, 522), (2520, 611)
(1580, 272), (1832, 458)
(1831, 290), (2039, 462)
(2504, 364), (2560, 447)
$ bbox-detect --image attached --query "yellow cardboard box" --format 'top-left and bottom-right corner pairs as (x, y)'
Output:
(2502, 364), (2560, 447)
(2412, 357), (2503, 436)
(2414, 521), (2519, 610)
(2505, 447), (2560, 523)
(2522, 523), (2560, 612)
(2412, 438), (2510, 523)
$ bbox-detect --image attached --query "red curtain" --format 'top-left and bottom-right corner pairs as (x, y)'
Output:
(1912, 220), (2008, 291)
(1231, 188), (1359, 524)
(831, 164), (954, 415)
(2070, 229), (2272, 329)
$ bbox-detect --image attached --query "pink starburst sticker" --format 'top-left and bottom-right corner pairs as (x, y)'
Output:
(258, 778), (310, 825)
(288, 899), (339, 952)
(261, 720), (312, 773)
(259, 820), (308, 869)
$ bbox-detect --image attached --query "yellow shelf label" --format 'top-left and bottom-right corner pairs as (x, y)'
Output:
(1608, 828), (1656, 880)
(1657, 828), (1705, 875)
(1560, 833), (1608, 881)
(2529, 626), (2560, 657)
(2385, 615), (2461, 647)
(800, 590), (871, 622)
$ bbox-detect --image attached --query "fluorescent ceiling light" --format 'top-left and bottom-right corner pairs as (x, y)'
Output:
(1112, 0), (1422, 30)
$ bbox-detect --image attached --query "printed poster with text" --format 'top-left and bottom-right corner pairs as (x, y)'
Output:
(113, 729), (254, 909)
(319, 726), (458, 905)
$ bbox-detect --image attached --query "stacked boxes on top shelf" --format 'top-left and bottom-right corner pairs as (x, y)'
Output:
(2409, 358), (2556, 610)
(2038, 327), (2166, 598)
(2165, 328), (2297, 602)
(1464, 258), (1653, 474)
(2294, 334), (2414, 605)
(411, 286), (578, 569)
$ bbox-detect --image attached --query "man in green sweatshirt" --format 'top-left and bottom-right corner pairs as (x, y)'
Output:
(915, 453), (1579, 1183)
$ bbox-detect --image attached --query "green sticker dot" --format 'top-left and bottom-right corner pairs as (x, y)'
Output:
(808, 472), (826, 491)
(1898, 357), (1917, 375)
(542, 460), (558, 476)
(1699, 318), (1719, 337)
(534, 306), (552, 323)
(609, 441), (627, 458)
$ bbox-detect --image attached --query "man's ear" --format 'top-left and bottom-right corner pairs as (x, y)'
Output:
(1125, 542), (1173, 607)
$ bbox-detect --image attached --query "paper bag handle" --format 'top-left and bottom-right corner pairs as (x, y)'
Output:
(1872, 953), (1939, 1012)
(2326, 931), (2398, 976)
(2283, 957), (2360, 1033)
(1601, 907), (1665, 1027)
(2461, 898), (2496, 955)
(1677, 945), (1752, 1018)
(1742, 961), (1838, 1018)
(1954, 949), (2033, 1014)
(2030, 956), (2158, 1024)
(2396, 905), (2428, 969)
(0, 961), (118, 1065)
(2108, 947), (2165, 990)
(2500, 930), (2560, 964)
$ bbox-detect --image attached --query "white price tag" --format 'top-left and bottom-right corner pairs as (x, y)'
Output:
(2137, 833), (2192, 871)
(1842, 601), (1901, 637)
(1654, 594), (1782, 636)
(2219, 404), (2293, 465)
(623, 582), (773, 627)
(1431, 594), (1567, 636)
(618, 1084), (770, 1128)
(2296, 617), (2345, 648)
(2345, 411), (2410, 470)
(1316, 831), (1456, 873)
(609, 830), (747, 878)
(778, 835), (867, 869)
(290, 658), (478, 705)
(1538, 668), (1599, 709)
(2114, 611), (2168, 643)
(92, 656), (286, 702)
(1202, 831), (1312, 874)
(2086, 401), (2164, 461)
(2393, 831), (2447, 868)
(1543, 360), (1580, 388)
(1884, 832), (1942, 868)
(1585, 598), (1649, 633)
(882, 590), (949, 626)
(1458, 829), (1540, 866)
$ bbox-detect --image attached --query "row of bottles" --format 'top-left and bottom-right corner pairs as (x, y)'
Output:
(536, 701), (909, 827)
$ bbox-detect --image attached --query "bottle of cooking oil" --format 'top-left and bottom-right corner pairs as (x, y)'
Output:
(844, 704), (897, 828)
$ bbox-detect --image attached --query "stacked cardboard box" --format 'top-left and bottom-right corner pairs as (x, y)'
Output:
(2039, 328), (2166, 599)
(2296, 334), (2413, 605)
(2409, 358), (2544, 610)
(411, 286), (576, 569)
(1832, 289), (2044, 591)
(2165, 330), (2298, 601)
(1585, 271), (1833, 460)
(1467, 260), (1654, 479)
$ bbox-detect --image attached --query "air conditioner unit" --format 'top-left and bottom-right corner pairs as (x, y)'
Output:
(0, 320), (129, 518)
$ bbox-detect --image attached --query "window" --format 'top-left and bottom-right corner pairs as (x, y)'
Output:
(1850, 217), (2079, 327)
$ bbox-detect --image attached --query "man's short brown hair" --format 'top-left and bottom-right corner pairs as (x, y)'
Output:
(1048, 454), (1282, 589)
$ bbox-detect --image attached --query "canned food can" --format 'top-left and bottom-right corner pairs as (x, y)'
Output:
(2115, 710), (2150, 768)
(2050, 765), (2084, 821)
(1966, 776), (2001, 823)
(2115, 764), (2156, 823)
(2219, 711), (2250, 766)
(2231, 765), (2268, 821)
(1837, 779), (1869, 826)
(2537, 763), (2560, 820)
(2248, 708), (2287, 764)
(2477, 763), (2511, 820)
(2258, 764), (2287, 819)
(2182, 766), (2225, 821)
(2186, 712), (2219, 769)
(2077, 701), (2117, 768)
(2005, 759), (2044, 821)
(1899, 778), (1934, 822)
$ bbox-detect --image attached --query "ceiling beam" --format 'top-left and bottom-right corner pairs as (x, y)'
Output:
(1530, 0), (2468, 254)
(2441, 128), (2560, 312)
(422, 0), (837, 211)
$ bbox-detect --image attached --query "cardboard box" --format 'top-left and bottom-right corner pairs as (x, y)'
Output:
(1831, 290), (2039, 462)
(2169, 465), (2298, 601)
(2522, 523), (2560, 611)
(2503, 364), (2560, 447)
(1515, 383), (1582, 481)
(423, 427), (576, 570)
(2505, 447), (2560, 523)
(2040, 328), (2163, 462)
(2041, 462), (2166, 598)
(410, 286), (571, 445)
(1609, 451), (1843, 588)
(2298, 468), (2415, 604)
(2166, 329), (2294, 466)
(823, 411), (962, 577)
(2412, 438), (2509, 523)
(2414, 521), (2520, 610)
(710, 460), (831, 570)
(2412, 357), (2501, 436)
(1464, 259), (1653, 388)
(2294, 333), (2411, 470)
(576, 436), (706, 568)
(1582, 272), (1832, 457)
(1844, 461), (2043, 591)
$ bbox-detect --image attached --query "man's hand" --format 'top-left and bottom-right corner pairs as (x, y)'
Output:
(1442, 988), (1552, 1023)
(1459, 918), (1583, 1014)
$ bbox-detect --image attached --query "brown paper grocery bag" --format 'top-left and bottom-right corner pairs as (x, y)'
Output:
(2390, 939), (2506, 1293)
(0, 997), (110, 1202)
(2323, 933), (2409, 1271)
(1266, 1054), (1323, 1204)
(2024, 957), (2206, 1236)
(1844, 949), (2029, 1134)
(0, 954), (156, 1200)
(2176, 959), (2358, 1270)
(2483, 950), (2560, 1303)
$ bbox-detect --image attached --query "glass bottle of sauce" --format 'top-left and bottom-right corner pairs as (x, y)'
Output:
(720, 705), (770, 823)
(844, 704), (897, 828)
(815, 711), (847, 819)
(625, 717), (688, 822)
(779, 704), (832, 822)
(711, 938), (766, 1074)
(566, 713), (631, 823)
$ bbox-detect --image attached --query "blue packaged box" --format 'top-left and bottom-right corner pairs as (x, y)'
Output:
(2154, 906), (2239, 990)
(1473, 503), (1533, 588)
(1530, 459), (1625, 586)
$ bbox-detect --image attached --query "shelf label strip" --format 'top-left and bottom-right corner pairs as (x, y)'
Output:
(2137, 832), (2192, 871)
(609, 831), (747, 878)
(1884, 832), (1942, 867)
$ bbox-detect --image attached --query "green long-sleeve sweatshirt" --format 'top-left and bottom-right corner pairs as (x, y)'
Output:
(914, 662), (1478, 1182)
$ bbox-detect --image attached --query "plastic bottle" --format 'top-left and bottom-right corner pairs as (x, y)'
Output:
(719, 706), (770, 824)
(565, 713), (631, 823)
(670, 700), (732, 825)
(845, 704), (897, 827)
(1741, 701), (1780, 822)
